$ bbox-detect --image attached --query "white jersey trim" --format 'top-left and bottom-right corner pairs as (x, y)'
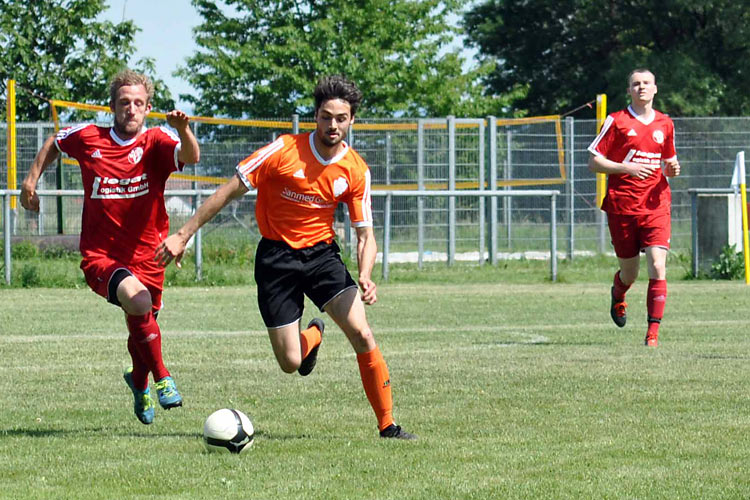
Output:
(109, 126), (147, 146)
(627, 105), (655, 125)
(236, 137), (285, 190)
(587, 115), (614, 156)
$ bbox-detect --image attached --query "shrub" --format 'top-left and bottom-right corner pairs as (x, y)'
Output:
(710, 244), (745, 280)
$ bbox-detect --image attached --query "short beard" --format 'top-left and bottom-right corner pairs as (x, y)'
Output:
(319, 131), (345, 147)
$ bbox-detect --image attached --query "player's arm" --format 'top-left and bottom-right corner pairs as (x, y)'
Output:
(155, 174), (248, 267)
(21, 133), (60, 212)
(166, 110), (200, 164)
(355, 225), (377, 305)
(663, 157), (681, 177)
(588, 153), (658, 180)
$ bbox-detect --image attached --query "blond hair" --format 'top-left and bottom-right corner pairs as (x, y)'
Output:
(109, 69), (154, 105)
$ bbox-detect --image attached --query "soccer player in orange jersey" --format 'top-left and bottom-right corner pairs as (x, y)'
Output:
(588, 68), (681, 347)
(156, 75), (415, 439)
(21, 70), (200, 424)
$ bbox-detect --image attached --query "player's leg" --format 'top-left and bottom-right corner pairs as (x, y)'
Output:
(641, 213), (671, 347)
(608, 214), (640, 327)
(117, 263), (182, 409)
(323, 288), (415, 440)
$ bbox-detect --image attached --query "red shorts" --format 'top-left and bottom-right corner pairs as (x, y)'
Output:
(80, 254), (165, 312)
(607, 212), (671, 259)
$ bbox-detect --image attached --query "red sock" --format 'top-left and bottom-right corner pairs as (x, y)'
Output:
(613, 271), (631, 301)
(127, 336), (150, 390)
(356, 346), (394, 431)
(126, 312), (170, 382)
(299, 323), (322, 360)
(647, 279), (667, 333)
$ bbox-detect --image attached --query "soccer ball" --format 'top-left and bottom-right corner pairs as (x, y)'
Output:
(203, 408), (255, 454)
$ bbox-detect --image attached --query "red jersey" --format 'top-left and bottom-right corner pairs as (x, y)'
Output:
(55, 124), (183, 263)
(588, 106), (677, 215)
(236, 132), (373, 249)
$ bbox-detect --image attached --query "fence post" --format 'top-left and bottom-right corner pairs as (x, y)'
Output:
(478, 119), (486, 265)
(3, 192), (10, 285)
(195, 191), (203, 282)
(691, 190), (699, 277)
(488, 116), (498, 265)
(37, 124), (45, 235)
(505, 129), (513, 246)
(447, 116), (456, 266)
(417, 119), (425, 269)
(566, 117), (575, 260)
(550, 193), (558, 282)
(292, 114), (299, 134)
(382, 193), (392, 280)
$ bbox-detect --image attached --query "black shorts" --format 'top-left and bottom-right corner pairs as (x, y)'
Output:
(254, 238), (357, 328)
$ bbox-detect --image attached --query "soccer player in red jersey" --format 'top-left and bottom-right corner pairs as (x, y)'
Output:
(21, 70), (200, 424)
(156, 75), (416, 439)
(588, 68), (681, 347)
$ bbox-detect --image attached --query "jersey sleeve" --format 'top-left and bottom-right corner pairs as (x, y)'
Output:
(235, 136), (285, 190)
(587, 115), (616, 158)
(54, 124), (89, 158)
(662, 119), (677, 161)
(154, 126), (184, 173)
(346, 168), (373, 228)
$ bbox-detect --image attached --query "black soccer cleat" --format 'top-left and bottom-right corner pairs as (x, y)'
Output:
(379, 424), (417, 440)
(298, 318), (325, 376)
(610, 286), (627, 328)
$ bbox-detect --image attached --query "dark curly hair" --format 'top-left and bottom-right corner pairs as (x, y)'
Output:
(313, 75), (363, 116)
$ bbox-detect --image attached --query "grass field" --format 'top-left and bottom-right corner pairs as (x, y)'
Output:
(1, 276), (749, 499)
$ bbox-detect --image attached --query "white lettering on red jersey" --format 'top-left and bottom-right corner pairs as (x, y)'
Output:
(236, 132), (373, 249)
(55, 124), (183, 263)
(588, 105), (677, 215)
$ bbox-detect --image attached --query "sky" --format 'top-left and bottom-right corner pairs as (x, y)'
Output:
(99, 1), (477, 116)
(99, 0), (202, 113)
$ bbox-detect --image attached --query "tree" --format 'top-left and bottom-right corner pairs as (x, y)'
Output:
(0, 0), (174, 121)
(464, 0), (750, 117)
(178, 0), (498, 118)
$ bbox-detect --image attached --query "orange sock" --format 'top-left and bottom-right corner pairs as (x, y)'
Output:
(357, 346), (394, 431)
(299, 323), (322, 360)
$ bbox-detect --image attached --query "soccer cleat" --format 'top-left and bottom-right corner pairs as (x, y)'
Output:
(123, 368), (155, 425)
(298, 318), (325, 376)
(379, 424), (417, 440)
(645, 317), (660, 347)
(154, 376), (183, 409)
(645, 333), (659, 347)
(610, 286), (627, 328)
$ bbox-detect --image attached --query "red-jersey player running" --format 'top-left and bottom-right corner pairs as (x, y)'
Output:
(21, 70), (200, 424)
(588, 68), (681, 347)
(156, 75), (415, 439)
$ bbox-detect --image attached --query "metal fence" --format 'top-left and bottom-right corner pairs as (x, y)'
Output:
(1, 115), (748, 281)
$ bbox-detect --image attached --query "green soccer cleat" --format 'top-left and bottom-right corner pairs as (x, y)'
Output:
(123, 368), (155, 425)
(154, 376), (183, 409)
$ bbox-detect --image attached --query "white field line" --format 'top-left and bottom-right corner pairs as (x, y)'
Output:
(1, 317), (747, 344)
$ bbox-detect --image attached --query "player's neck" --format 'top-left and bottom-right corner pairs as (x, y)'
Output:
(312, 132), (346, 161)
(629, 100), (654, 118)
(111, 125), (144, 142)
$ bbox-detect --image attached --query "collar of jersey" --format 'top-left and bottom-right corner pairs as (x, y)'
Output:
(109, 126), (147, 147)
(627, 105), (655, 126)
(309, 131), (349, 166)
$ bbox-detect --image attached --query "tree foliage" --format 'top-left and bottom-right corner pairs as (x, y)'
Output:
(178, 0), (498, 118)
(464, 0), (750, 117)
(0, 0), (174, 121)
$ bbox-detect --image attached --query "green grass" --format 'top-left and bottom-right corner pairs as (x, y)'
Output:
(2, 279), (750, 499)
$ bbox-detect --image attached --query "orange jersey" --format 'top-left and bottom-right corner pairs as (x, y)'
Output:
(236, 132), (373, 249)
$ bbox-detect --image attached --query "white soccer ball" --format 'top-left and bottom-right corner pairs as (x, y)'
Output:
(203, 408), (255, 454)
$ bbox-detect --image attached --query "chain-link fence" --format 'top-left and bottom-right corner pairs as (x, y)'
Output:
(2, 116), (748, 272)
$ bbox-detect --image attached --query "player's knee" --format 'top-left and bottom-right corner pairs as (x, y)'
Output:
(123, 290), (153, 316)
(277, 358), (300, 374)
(348, 325), (374, 351)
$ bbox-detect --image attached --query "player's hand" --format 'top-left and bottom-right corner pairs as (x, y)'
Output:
(663, 158), (681, 177)
(623, 161), (660, 180)
(154, 234), (187, 268)
(20, 183), (40, 212)
(166, 110), (190, 131)
(358, 277), (377, 305)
